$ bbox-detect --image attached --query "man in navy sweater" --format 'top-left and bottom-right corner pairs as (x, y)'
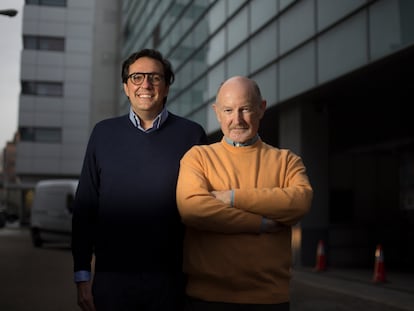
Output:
(72, 49), (207, 311)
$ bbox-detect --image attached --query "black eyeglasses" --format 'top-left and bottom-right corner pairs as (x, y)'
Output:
(127, 72), (164, 85)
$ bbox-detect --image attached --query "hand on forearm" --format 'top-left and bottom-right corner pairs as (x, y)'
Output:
(211, 190), (232, 205)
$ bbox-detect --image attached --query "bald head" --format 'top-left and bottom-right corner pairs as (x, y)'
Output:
(213, 76), (266, 144)
(217, 76), (263, 105)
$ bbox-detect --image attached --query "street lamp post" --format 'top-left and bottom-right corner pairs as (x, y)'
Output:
(0, 9), (18, 17)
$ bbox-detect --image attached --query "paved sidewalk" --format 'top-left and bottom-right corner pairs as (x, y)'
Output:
(3, 224), (413, 310)
(0, 222), (26, 236)
(292, 267), (414, 311)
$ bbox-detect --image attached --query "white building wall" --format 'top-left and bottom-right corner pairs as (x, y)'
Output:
(16, 0), (120, 181)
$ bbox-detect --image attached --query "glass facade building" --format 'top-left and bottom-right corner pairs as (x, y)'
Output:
(121, 0), (414, 269)
(121, 0), (414, 133)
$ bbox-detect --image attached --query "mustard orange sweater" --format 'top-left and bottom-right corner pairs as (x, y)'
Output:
(176, 138), (313, 304)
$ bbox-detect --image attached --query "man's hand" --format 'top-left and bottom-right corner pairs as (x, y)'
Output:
(76, 281), (96, 311)
(211, 190), (232, 205)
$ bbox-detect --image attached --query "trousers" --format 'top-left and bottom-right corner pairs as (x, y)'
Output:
(184, 296), (290, 311)
(92, 271), (185, 311)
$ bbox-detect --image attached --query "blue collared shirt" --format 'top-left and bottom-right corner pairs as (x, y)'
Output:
(224, 134), (259, 147)
(129, 106), (168, 132)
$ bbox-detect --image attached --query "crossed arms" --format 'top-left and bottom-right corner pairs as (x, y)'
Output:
(176, 146), (313, 234)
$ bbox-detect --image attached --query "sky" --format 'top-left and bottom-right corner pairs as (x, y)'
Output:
(0, 0), (24, 149)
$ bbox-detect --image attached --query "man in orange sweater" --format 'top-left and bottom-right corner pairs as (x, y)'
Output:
(176, 76), (313, 310)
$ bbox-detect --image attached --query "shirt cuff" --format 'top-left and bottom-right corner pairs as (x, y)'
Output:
(230, 189), (235, 207)
(260, 217), (267, 233)
(74, 270), (91, 283)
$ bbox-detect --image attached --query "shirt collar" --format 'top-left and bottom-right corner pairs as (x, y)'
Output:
(224, 134), (259, 147)
(129, 107), (168, 132)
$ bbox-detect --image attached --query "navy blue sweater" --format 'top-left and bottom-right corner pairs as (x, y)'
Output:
(72, 113), (207, 274)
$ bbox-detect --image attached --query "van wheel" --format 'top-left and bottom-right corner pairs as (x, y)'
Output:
(31, 228), (43, 247)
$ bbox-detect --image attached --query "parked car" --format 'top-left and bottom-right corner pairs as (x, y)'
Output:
(30, 179), (78, 247)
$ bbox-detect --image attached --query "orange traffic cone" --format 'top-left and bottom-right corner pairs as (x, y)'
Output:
(372, 244), (386, 283)
(314, 240), (326, 272)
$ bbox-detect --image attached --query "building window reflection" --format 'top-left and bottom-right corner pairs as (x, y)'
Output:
(25, 0), (67, 7)
(19, 127), (62, 143)
(23, 35), (65, 52)
(21, 81), (63, 97)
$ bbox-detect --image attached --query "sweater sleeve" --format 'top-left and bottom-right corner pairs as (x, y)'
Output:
(176, 147), (263, 234)
(233, 151), (313, 226)
(71, 126), (100, 273)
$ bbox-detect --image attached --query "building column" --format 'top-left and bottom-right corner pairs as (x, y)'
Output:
(278, 102), (330, 267)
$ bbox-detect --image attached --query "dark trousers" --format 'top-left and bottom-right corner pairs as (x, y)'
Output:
(92, 271), (184, 311)
(184, 296), (290, 311)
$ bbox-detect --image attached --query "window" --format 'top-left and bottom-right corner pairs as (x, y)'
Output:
(153, 24), (161, 48)
(19, 127), (62, 143)
(25, 0), (67, 7)
(22, 81), (63, 97)
(24, 35), (65, 52)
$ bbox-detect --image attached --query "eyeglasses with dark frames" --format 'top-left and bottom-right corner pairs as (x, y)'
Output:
(128, 72), (165, 85)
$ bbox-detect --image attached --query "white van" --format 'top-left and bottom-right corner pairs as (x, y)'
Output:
(30, 179), (78, 247)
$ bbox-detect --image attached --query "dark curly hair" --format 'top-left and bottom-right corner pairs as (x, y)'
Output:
(121, 49), (175, 86)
